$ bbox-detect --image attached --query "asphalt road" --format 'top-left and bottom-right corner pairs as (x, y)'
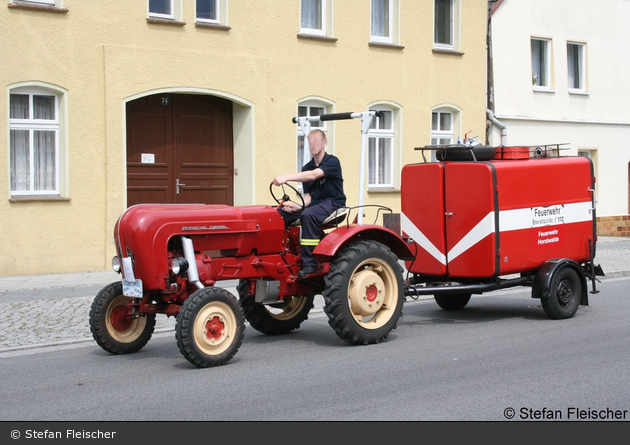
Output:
(0, 276), (628, 422)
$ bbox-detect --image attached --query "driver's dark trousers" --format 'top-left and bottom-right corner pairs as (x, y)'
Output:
(278, 200), (337, 268)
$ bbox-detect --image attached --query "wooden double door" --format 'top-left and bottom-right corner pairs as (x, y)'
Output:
(126, 93), (233, 207)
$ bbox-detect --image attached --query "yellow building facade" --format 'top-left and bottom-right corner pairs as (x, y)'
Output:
(1, 0), (488, 276)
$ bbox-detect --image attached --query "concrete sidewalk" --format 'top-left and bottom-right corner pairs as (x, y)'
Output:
(0, 236), (628, 355)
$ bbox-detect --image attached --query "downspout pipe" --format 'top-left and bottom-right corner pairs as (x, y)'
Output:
(487, 109), (507, 146)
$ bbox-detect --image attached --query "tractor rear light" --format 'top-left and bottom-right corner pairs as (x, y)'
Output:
(112, 256), (121, 273)
(171, 257), (189, 275)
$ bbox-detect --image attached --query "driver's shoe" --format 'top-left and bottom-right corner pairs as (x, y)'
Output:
(298, 265), (319, 278)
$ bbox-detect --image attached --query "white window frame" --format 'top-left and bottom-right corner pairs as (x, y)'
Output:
(434, 0), (459, 51)
(9, 87), (61, 196)
(567, 41), (586, 93)
(431, 109), (454, 146)
(532, 37), (552, 90)
(296, 101), (330, 177)
(196, 0), (229, 26)
(368, 107), (395, 189)
(24, 0), (55, 4)
(300, 0), (330, 37)
(148, 0), (177, 20)
(371, 0), (393, 44)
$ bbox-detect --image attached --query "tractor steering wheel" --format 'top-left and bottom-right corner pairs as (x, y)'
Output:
(269, 182), (306, 211)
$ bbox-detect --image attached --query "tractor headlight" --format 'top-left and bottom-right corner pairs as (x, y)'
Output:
(171, 257), (189, 275)
(112, 256), (121, 273)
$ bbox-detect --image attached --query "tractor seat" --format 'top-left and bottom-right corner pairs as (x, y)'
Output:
(290, 207), (349, 228)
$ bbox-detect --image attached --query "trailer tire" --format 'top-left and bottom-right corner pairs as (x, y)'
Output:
(541, 267), (582, 319)
(176, 287), (245, 368)
(89, 282), (156, 355)
(323, 240), (405, 345)
(237, 280), (315, 335)
(436, 145), (496, 162)
(434, 293), (471, 310)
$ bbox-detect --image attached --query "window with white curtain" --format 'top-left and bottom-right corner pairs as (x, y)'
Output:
(9, 89), (59, 195)
(301, 0), (327, 36)
(531, 37), (551, 89)
(567, 42), (585, 92)
(371, 0), (392, 44)
(434, 0), (456, 50)
(368, 108), (394, 188)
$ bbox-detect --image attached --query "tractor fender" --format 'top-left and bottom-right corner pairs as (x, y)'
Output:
(532, 258), (588, 306)
(313, 224), (415, 263)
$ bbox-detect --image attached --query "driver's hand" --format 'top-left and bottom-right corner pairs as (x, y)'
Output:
(273, 176), (287, 186)
(282, 201), (302, 213)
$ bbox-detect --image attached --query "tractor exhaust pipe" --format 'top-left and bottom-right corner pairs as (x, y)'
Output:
(181, 236), (204, 289)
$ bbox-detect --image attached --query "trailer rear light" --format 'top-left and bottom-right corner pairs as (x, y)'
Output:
(112, 256), (121, 273)
(171, 257), (189, 275)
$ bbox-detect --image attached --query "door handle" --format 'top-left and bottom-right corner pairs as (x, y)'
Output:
(176, 179), (186, 194)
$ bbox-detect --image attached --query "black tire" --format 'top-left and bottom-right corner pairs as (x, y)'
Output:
(434, 293), (472, 310)
(237, 280), (315, 335)
(323, 240), (405, 345)
(176, 287), (245, 368)
(89, 281), (155, 354)
(541, 267), (582, 319)
(436, 145), (496, 161)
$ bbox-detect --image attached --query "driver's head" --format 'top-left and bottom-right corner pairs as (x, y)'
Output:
(308, 129), (327, 157)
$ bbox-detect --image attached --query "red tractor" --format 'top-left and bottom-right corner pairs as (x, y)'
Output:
(89, 112), (604, 367)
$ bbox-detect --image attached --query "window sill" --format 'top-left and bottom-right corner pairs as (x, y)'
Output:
(569, 89), (589, 96)
(432, 48), (464, 56)
(297, 33), (338, 43)
(532, 87), (555, 93)
(369, 42), (405, 50)
(8, 1), (68, 13)
(147, 17), (186, 26)
(368, 188), (400, 194)
(195, 22), (231, 31)
(10, 195), (70, 202)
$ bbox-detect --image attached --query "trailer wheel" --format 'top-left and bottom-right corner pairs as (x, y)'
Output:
(89, 282), (155, 355)
(176, 287), (245, 368)
(541, 267), (582, 319)
(434, 293), (471, 310)
(237, 280), (315, 335)
(324, 240), (405, 345)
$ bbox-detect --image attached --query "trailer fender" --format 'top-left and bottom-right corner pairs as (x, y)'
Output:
(532, 258), (589, 306)
(313, 225), (414, 263)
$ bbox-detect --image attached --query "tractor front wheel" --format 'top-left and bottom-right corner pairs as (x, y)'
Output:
(89, 282), (155, 355)
(176, 287), (245, 368)
(323, 240), (405, 345)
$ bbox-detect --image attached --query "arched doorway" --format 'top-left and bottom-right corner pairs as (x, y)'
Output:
(125, 93), (234, 207)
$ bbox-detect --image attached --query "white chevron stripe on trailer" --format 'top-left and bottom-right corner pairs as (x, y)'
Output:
(401, 213), (447, 265)
(447, 212), (495, 262)
(402, 200), (592, 267)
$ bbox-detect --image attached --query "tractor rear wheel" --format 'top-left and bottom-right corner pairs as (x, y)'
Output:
(89, 282), (155, 354)
(323, 240), (405, 345)
(238, 280), (315, 335)
(176, 287), (245, 368)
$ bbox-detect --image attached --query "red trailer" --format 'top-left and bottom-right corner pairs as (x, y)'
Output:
(401, 145), (603, 317)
